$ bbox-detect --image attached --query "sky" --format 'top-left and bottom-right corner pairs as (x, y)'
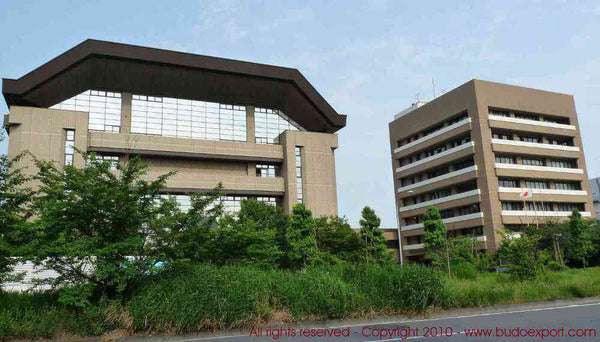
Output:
(1, 0), (600, 227)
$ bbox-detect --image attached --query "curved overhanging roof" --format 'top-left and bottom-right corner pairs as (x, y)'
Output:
(2, 39), (346, 133)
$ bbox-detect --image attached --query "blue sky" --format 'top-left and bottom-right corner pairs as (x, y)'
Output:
(1, 0), (599, 227)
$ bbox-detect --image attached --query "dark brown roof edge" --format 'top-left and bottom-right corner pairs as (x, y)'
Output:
(2, 39), (346, 130)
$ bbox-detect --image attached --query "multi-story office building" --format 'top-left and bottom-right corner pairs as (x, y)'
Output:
(389, 79), (594, 262)
(2, 39), (346, 217)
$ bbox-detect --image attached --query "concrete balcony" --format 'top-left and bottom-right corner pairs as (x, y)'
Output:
(88, 131), (284, 162)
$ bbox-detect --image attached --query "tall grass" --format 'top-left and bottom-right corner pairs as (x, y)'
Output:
(127, 263), (444, 333)
(0, 290), (109, 338)
(2, 266), (600, 338)
(443, 267), (600, 308)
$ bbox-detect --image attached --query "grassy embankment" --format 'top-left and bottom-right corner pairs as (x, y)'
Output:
(1, 265), (600, 339)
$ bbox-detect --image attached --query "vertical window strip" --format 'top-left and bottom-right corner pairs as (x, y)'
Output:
(131, 96), (247, 142)
(295, 146), (303, 203)
(51, 90), (121, 133)
(64, 129), (75, 166)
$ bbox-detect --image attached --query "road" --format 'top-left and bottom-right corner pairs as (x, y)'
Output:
(123, 297), (600, 342)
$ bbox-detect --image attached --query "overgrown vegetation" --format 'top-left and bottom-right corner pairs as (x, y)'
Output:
(420, 206), (600, 280)
(2, 146), (600, 339)
(2, 266), (599, 338)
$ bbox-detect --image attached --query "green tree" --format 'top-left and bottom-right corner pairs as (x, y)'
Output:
(210, 200), (285, 268)
(495, 232), (540, 279)
(0, 149), (35, 283)
(359, 206), (390, 264)
(28, 153), (176, 299)
(423, 206), (450, 276)
(286, 203), (318, 268)
(147, 185), (224, 264)
(315, 215), (362, 262)
(564, 210), (595, 268)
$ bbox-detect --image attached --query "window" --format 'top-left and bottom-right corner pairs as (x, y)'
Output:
(495, 155), (515, 164)
(131, 96), (247, 142)
(522, 158), (544, 166)
(489, 110), (510, 117)
(88, 154), (119, 170)
(498, 178), (519, 188)
(449, 226), (483, 237)
(163, 194), (278, 214)
(453, 158), (475, 170)
(406, 235), (424, 245)
(256, 164), (279, 178)
(543, 116), (569, 125)
(456, 180), (477, 193)
(447, 113), (468, 125)
(502, 202), (523, 211)
(557, 203), (584, 212)
(492, 132), (512, 140)
(504, 224), (526, 232)
(256, 197), (277, 205)
(386, 240), (399, 249)
(255, 108), (304, 144)
(295, 147), (303, 203)
(549, 159), (576, 168)
(423, 124), (443, 137)
(554, 182), (580, 191)
(525, 202), (553, 211)
(519, 135), (540, 143)
(64, 129), (75, 166)
(548, 137), (573, 146)
(426, 166), (448, 179)
(525, 180), (549, 189)
(440, 209), (454, 219)
(51, 90), (121, 133)
(457, 203), (481, 216)
(515, 113), (540, 121)
(430, 188), (451, 200)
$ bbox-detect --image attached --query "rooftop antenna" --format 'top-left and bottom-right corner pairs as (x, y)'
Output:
(432, 78), (436, 99)
(414, 92), (421, 103)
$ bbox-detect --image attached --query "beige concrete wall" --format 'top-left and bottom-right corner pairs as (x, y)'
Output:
(88, 131), (284, 162)
(280, 131), (339, 217)
(6, 105), (340, 217)
(141, 156), (285, 195)
(6, 106), (89, 175)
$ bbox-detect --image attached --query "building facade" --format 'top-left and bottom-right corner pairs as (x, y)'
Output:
(2, 39), (346, 217)
(389, 80), (594, 263)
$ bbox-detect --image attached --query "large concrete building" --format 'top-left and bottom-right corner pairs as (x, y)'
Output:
(2, 39), (346, 217)
(389, 80), (594, 263)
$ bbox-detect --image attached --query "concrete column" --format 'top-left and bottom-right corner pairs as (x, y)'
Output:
(121, 92), (132, 134)
(246, 106), (255, 143)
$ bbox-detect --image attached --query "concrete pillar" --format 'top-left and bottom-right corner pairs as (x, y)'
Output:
(246, 106), (255, 144)
(121, 93), (132, 134)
